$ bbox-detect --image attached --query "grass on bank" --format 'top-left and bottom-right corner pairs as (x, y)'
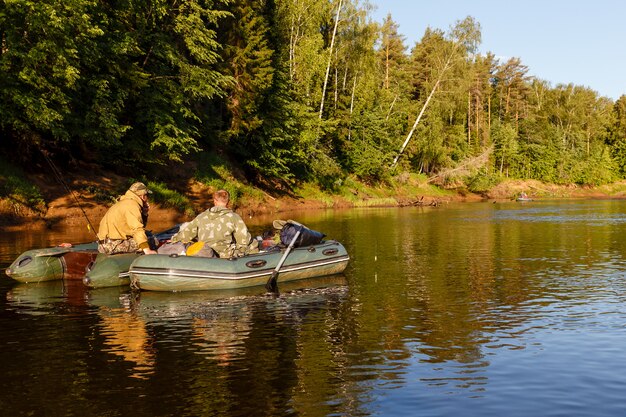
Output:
(84, 180), (197, 217)
(193, 153), (265, 208)
(0, 157), (46, 214)
(144, 181), (196, 217)
(7, 148), (626, 222)
(294, 172), (453, 208)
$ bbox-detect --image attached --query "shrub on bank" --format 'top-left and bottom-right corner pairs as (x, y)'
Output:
(0, 158), (45, 214)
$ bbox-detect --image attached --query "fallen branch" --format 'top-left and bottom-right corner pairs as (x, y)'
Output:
(427, 146), (493, 184)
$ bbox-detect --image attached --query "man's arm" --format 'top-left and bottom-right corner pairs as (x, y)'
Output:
(171, 218), (199, 243)
(232, 215), (256, 254)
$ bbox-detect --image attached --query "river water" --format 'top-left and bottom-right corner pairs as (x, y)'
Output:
(2, 200), (626, 416)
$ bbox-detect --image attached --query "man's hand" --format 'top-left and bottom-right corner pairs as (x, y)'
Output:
(143, 248), (157, 255)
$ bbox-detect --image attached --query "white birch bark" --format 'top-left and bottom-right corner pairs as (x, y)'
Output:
(391, 79), (440, 169)
(391, 45), (456, 169)
(319, 0), (342, 119)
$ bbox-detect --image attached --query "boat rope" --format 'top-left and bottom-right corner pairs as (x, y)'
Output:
(41, 150), (100, 241)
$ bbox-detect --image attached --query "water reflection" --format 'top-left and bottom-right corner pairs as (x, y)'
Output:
(97, 293), (155, 380)
(192, 304), (252, 366)
(132, 275), (351, 416)
(5, 202), (626, 416)
(5, 281), (63, 317)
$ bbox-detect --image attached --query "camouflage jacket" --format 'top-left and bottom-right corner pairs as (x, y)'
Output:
(171, 206), (258, 258)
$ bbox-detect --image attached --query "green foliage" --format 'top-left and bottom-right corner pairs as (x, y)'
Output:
(145, 181), (195, 217)
(610, 96), (626, 176)
(0, 0), (101, 141)
(611, 138), (626, 177)
(492, 121), (521, 175)
(192, 152), (262, 207)
(1, 0), (232, 167)
(521, 142), (560, 183)
(466, 168), (502, 193)
(308, 148), (344, 191)
(345, 112), (394, 182)
(568, 147), (618, 186)
(193, 152), (233, 184)
(82, 185), (117, 205)
(0, 1), (624, 193)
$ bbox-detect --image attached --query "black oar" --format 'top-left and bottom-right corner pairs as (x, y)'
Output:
(265, 226), (302, 292)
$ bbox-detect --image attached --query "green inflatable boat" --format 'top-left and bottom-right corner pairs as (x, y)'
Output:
(6, 225), (181, 287)
(129, 240), (350, 292)
(82, 252), (144, 288)
(5, 243), (99, 283)
(82, 225), (182, 288)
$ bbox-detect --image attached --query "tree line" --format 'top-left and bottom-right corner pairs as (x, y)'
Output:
(1, 0), (625, 190)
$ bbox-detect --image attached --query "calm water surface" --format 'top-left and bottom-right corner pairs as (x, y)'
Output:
(2, 200), (626, 416)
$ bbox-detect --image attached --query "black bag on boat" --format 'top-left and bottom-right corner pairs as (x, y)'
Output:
(279, 222), (325, 247)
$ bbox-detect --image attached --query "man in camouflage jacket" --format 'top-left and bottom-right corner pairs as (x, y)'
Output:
(170, 189), (259, 258)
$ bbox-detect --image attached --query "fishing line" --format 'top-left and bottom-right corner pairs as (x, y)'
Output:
(41, 150), (100, 241)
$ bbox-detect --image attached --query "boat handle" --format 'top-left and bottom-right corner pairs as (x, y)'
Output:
(246, 259), (267, 268)
(18, 256), (33, 267)
(322, 248), (339, 256)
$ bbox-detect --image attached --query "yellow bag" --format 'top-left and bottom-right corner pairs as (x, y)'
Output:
(186, 241), (205, 256)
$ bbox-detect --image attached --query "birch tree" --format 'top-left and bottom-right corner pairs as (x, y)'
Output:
(392, 17), (481, 170)
(318, 0), (342, 119)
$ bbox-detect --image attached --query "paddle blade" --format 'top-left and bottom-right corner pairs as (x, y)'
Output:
(266, 270), (279, 292)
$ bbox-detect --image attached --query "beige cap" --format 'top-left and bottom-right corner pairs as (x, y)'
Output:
(272, 219), (301, 229)
(273, 220), (287, 230)
(129, 182), (152, 196)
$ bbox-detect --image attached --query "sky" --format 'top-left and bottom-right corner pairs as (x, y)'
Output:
(370, 0), (626, 100)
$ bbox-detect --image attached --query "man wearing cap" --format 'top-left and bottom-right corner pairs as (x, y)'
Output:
(170, 189), (258, 258)
(97, 182), (158, 255)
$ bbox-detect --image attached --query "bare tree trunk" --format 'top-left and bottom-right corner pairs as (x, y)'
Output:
(349, 74), (357, 115)
(289, 2), (315, 83)
(334, 64), (338, 109)
(386, 93), (398, 121)
(475, 90), (482, 146)
(289, 14), (295, 81)
(319, 0), (342, 119)
(347, 74), (357, 141)
(488, 94), (491, 139)
(391, 79), (440, 169)
(385, 45), (390, 89)
(390, 33), (464, 170)
(467, 91), (471, 145)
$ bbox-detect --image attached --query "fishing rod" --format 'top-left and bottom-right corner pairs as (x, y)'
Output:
(41, 150), (100, 241)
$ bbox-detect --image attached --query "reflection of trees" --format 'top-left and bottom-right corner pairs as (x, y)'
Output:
(334, 207), (531, 392)
(335, 204), (626, 395)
